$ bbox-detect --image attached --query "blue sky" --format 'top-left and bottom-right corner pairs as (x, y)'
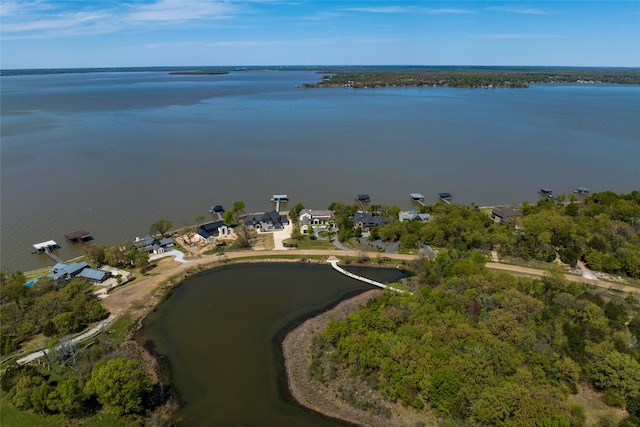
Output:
(1, 1), (639, 69)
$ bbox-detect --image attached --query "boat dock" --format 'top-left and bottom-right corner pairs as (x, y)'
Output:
(32, 241), (64, 263)
(410, 193), (425, 206)
(438, 192), (453, 204)
(540, 188), (553, 198)
(64, 230), (92, 244)
(271, 194), (288, 212)
(356, 194), (370, 210)
(327, 259), (410, 294)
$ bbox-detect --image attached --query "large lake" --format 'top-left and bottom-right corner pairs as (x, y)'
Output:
(1, 70), (639, 271)
(135, 263), (406, 426)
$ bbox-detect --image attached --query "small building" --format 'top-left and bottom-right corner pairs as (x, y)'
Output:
(32, 240), (59, 254)
(245, 210), (290, 231)
(491, 208), (522, 224)
(540, 188), (553, 197)
(299, 209), (333, 227)
(196, 220), (232, 243)
(438, 192), (453, 201)
(352, 213), (389, 231)
(410, 193), (425, 202)
(64, 230), (92, 243)
(357, 194), (371, 202)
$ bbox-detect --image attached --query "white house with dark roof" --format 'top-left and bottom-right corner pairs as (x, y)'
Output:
(195, 220), (232, 243)
(299, 209), (333, 227)
(245, 210), (290, 231)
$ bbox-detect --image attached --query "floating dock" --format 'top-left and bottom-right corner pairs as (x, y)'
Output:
(271, 194), (288, 211)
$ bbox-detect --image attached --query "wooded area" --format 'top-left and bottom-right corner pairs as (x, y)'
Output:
(301, 66), (640, 88)
(311, 253), (640, 426)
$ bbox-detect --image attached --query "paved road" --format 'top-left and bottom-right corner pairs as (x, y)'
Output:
(16, 315), (116, 365)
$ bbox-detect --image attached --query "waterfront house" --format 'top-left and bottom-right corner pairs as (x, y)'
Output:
(399, 210), (432, 223)
(245, 210), (290, 231)
(133, 235), (174, 254)
(491, 208), (522, 224)
(49, 261), (91, 285)
(352, 213), (389, 231)
(195, 220), (232, 243)
(299, 209), (333, 227)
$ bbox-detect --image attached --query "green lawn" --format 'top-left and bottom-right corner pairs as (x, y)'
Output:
(285, 237), (337, 250)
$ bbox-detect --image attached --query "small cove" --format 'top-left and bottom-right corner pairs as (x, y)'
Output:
(135, 263), (408, 426)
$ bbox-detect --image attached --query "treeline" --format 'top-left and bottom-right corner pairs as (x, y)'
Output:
(331, 191), (640, 279)
(302, 67), (640, 89)
(0, 273), (107, 356)
(0, 271), (165, 424)
(311, 252), (640, 426)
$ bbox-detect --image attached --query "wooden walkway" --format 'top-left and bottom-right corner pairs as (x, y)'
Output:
(44, 247), (64, 264)
(327, 259), (410, 294)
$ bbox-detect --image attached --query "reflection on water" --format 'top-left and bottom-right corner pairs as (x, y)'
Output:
(135, 263), (407, 427)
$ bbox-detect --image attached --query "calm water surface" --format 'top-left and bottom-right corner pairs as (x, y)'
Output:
(135, 263), (407, 426)
(1, 71), (639, 271)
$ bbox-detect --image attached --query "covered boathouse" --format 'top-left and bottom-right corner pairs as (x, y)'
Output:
(64, 230), (92, 243)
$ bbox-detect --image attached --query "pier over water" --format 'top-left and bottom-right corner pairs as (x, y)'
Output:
(327, 259), (411, 294)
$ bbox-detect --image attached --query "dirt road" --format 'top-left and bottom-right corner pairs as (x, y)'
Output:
(103, 250), (636, 322)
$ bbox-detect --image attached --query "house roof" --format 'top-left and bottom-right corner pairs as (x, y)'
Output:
(399, 211), (432, 222)
(49, 261), (90, 280)
(77, 268), (110, 282)
(352, 213), (388, 227)
(491, 208), (522, 220)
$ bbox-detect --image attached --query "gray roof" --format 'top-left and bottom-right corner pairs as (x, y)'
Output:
(77, 268), (110, 282)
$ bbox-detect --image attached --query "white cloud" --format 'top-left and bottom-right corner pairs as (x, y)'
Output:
(475, 34), (559, 39)
(1, 0), (239, 38)
(346, 6), (471, 14)
(485, 6), (551, 15)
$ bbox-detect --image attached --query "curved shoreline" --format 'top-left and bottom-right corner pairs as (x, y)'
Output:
(93, 250), (634, 424)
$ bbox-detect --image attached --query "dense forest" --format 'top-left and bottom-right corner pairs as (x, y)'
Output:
(311, 253), (640, 426)
(301, 67), (640, 88)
